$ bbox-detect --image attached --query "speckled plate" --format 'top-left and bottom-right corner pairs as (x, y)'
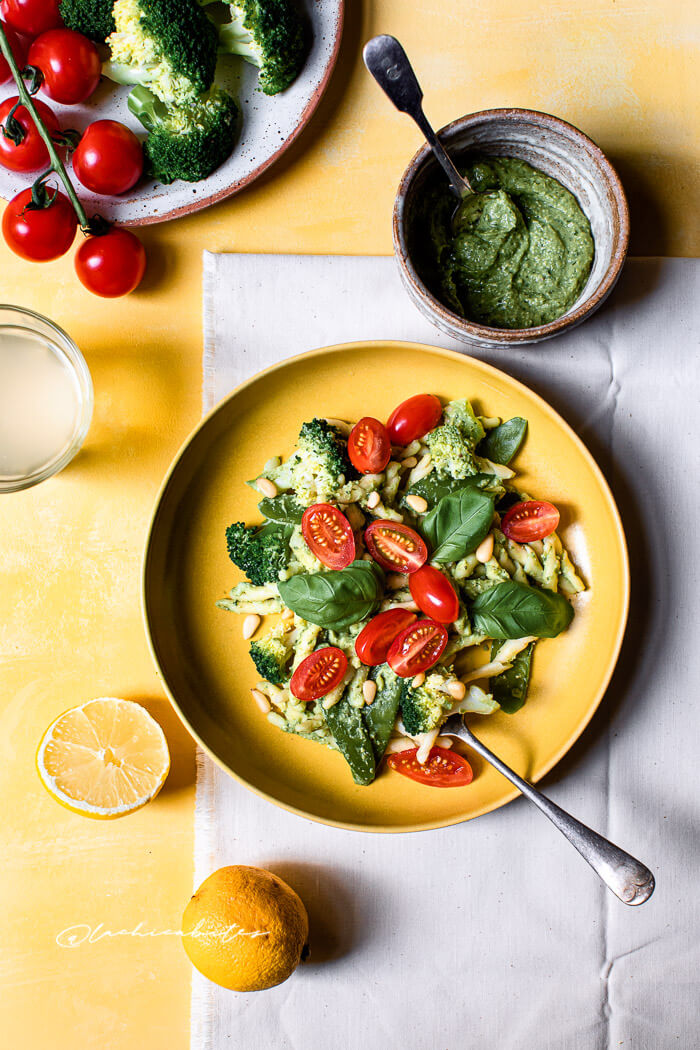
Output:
(143, 341), (629, 833)
(0, 0), (343, 225)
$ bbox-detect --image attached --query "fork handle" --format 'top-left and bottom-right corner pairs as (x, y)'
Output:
(463, 730), (655, 906)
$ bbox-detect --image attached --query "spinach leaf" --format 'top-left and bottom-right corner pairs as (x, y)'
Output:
(278, 560), (384, 630)
(258, 493), (304, 525)
(421, 486), (495, 563)
(478, 417), (528, 465)
(472, 581), (573, 639)
(363, 665), (403, 762)
(324, 694), (376, 785)
(491, 641), (535, 713)
(408, 472), (502, 508)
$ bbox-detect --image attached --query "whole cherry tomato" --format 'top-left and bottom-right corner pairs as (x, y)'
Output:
(386, 619), (447, 677)
(290, 647), (348, 702)
(355, 608), (417, 666)
(1, 0), (62, 38)
(74, 228), (146, 297)
(409, 565), (460, 624)
(2, 185), (76, 260)
(387, 746), (473, 787)
(0, 19), (27, 82)
(301, 503), (355, 570)
(0, 95), (60, 171)
(501, 499), (560, 543)
(386, 394), (443, 446)
(28, 28), (100, 104)
(348, 416), (391, 474)
(73, 120), (144, 195)
(364, 519), (427, 574)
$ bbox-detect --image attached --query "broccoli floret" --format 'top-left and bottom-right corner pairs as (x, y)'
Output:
(128, 85), (238, 183)
(218, 0), (306, 95)
(249, 626), (292, 684)
(400, 672), (455, 735)
(443, 398), (485, 446)
(261, 418), (357, 506)
(104, 0), (219, 103)
(425, 423), (478, 480)
(225, 520), (290, 585)
(59, 0), (115, 41)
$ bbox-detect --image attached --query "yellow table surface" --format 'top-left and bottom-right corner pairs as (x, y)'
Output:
(1, 1), (697, 1046)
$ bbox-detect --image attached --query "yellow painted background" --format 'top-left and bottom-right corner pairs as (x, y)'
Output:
(0, 1), (697, 1046)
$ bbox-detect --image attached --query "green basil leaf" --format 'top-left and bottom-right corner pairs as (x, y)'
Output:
(478, 417), (528, 465)
(421, 486), (495, 563)
(278, 560), (384, 630)
(491, 640), (535, 713)
(257, 493), (304, 524)
(472, 581), (573, 639)
(407, 472), (502, 508)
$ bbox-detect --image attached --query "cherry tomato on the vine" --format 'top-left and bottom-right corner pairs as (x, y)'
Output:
(0, 95), (60, 171)
(386, 619), (447, 677)
(2, 185), (76, 261)
(364, 519), (427, 574)
(73, 120), (144, 195)
(355, 608), (417, 666)
(387, 746), (473, 787)
(0, 0), (62, 39)
(409, 565), (459, 624)
(29, 28), (100, 104)
(348, 416), (391, 475)
(301, 503), (355, 570)
(386, 394), (442, 446)
(501, 499), (560, 543)
(290, 647), (348, 702)
(0, 19), (27, 82)
(74, 228), (146, 297)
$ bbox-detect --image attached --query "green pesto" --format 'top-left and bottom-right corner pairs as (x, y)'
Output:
(411, 156), (594, 329)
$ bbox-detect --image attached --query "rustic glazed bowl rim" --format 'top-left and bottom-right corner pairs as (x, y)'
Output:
(393, 107), (630, 343)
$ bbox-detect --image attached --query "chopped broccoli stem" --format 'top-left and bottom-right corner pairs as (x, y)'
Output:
(218, 0), (307, 95)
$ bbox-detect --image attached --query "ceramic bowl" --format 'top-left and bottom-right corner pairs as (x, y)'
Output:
(393, 108), (629, 348)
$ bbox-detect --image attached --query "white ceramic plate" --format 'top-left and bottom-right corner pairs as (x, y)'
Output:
(0, 0), (343, 224)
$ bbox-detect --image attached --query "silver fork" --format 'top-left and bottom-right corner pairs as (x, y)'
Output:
(441, 715), (655, 906)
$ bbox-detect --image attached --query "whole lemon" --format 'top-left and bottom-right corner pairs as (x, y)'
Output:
(181, 865), (309, 992)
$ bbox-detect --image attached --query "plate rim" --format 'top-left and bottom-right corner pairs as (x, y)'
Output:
(142, 339), (630, 833)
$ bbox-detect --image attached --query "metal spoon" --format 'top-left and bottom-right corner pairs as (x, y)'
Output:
(441, 714), (655, 906)
(363, 34), (474, 213)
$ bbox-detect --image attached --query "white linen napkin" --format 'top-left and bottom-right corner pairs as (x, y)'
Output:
(196, 253), (700, 1050)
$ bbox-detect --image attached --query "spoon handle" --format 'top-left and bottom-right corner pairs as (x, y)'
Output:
(447, 719), (655, 905)
(363, 34), (470, 199)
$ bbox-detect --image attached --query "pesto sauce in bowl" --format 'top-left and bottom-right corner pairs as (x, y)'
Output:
(412, 156), (594, 329)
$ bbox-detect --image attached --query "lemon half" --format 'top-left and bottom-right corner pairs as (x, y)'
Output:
(36, 697), (170, 819)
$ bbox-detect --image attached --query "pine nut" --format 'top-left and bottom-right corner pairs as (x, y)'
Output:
(475, 533), (494, 563)
(435, 735), (454, 749)
(401, 456), (418, 469)
(281, 607), (295, 621)
(412, 672), (426, 688)
(242, 614), (260, 640)
(362, 680), (377, 705)
(256, 477), (277, 498)
(405, 494), (428, 514)
(362, 553), (373, 561)
(251, 689), (271, 713)
(446, 680), (466, 701)
(366, 490), (381, 509)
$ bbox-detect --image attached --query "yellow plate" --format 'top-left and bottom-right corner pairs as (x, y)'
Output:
(143, 341), (628, 832)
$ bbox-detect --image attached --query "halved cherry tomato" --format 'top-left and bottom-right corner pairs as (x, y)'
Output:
(387, 618), (447, 677)
(501, 499), (560, 543)
(1, 0), (62, 38)
(409, 565), (459, 624)
(301, 503), (355, 570)
(364, 520), (427, 574)
(0, 20), (27, 83)
(0, 96), (59, 172)
(386, 393), (442, 446)
(355, 608), (416, 666)
(387, 746), (473, 787)
(290, 646), (348, 702)
(28, 28), (101, 104)
(348, 416), (391, 474)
